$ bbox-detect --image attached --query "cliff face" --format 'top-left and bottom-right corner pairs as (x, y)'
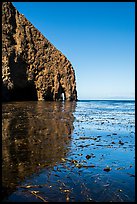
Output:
(2, 2), (77, 101)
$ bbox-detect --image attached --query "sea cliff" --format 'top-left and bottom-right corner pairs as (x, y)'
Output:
(2, 2), (77, 101)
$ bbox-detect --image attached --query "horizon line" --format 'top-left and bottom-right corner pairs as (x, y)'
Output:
(77, 98), (135, 101)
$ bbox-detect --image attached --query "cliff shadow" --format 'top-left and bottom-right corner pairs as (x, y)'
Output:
(6, 51), (38, 101)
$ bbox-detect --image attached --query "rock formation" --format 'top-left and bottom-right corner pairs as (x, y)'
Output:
(2, 2), (77, 101)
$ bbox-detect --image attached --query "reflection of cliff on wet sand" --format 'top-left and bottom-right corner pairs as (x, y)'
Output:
(2, 101), (76, 199)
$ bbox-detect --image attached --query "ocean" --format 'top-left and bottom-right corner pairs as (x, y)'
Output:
(2, 100), (135, 202)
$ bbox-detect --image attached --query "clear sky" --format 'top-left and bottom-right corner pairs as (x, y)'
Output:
(12, 2), (135, 100)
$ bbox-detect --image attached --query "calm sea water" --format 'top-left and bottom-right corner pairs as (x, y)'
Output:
(2, 100), (135, 202)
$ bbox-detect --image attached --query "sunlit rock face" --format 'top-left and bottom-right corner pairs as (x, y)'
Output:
(2, 2), (77, 101)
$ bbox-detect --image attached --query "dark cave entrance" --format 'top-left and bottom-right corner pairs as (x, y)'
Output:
(53, 86), (66, 101)
(59, 86), (66, 101)
(9, 82), (38, 101)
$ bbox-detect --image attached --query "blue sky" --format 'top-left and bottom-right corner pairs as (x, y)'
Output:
(13, 2), (135, 100)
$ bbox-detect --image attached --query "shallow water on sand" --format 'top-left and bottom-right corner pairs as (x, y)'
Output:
(2, 100), (135, 202)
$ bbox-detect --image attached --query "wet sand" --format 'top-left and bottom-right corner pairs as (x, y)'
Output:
(2, 100), (135, 202)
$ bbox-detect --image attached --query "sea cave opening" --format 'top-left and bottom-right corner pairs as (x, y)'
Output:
(9, 82), (38, 101)
(62, 92), (65, 101)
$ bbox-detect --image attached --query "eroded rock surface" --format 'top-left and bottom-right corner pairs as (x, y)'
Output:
(2, 2), (77, 101)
